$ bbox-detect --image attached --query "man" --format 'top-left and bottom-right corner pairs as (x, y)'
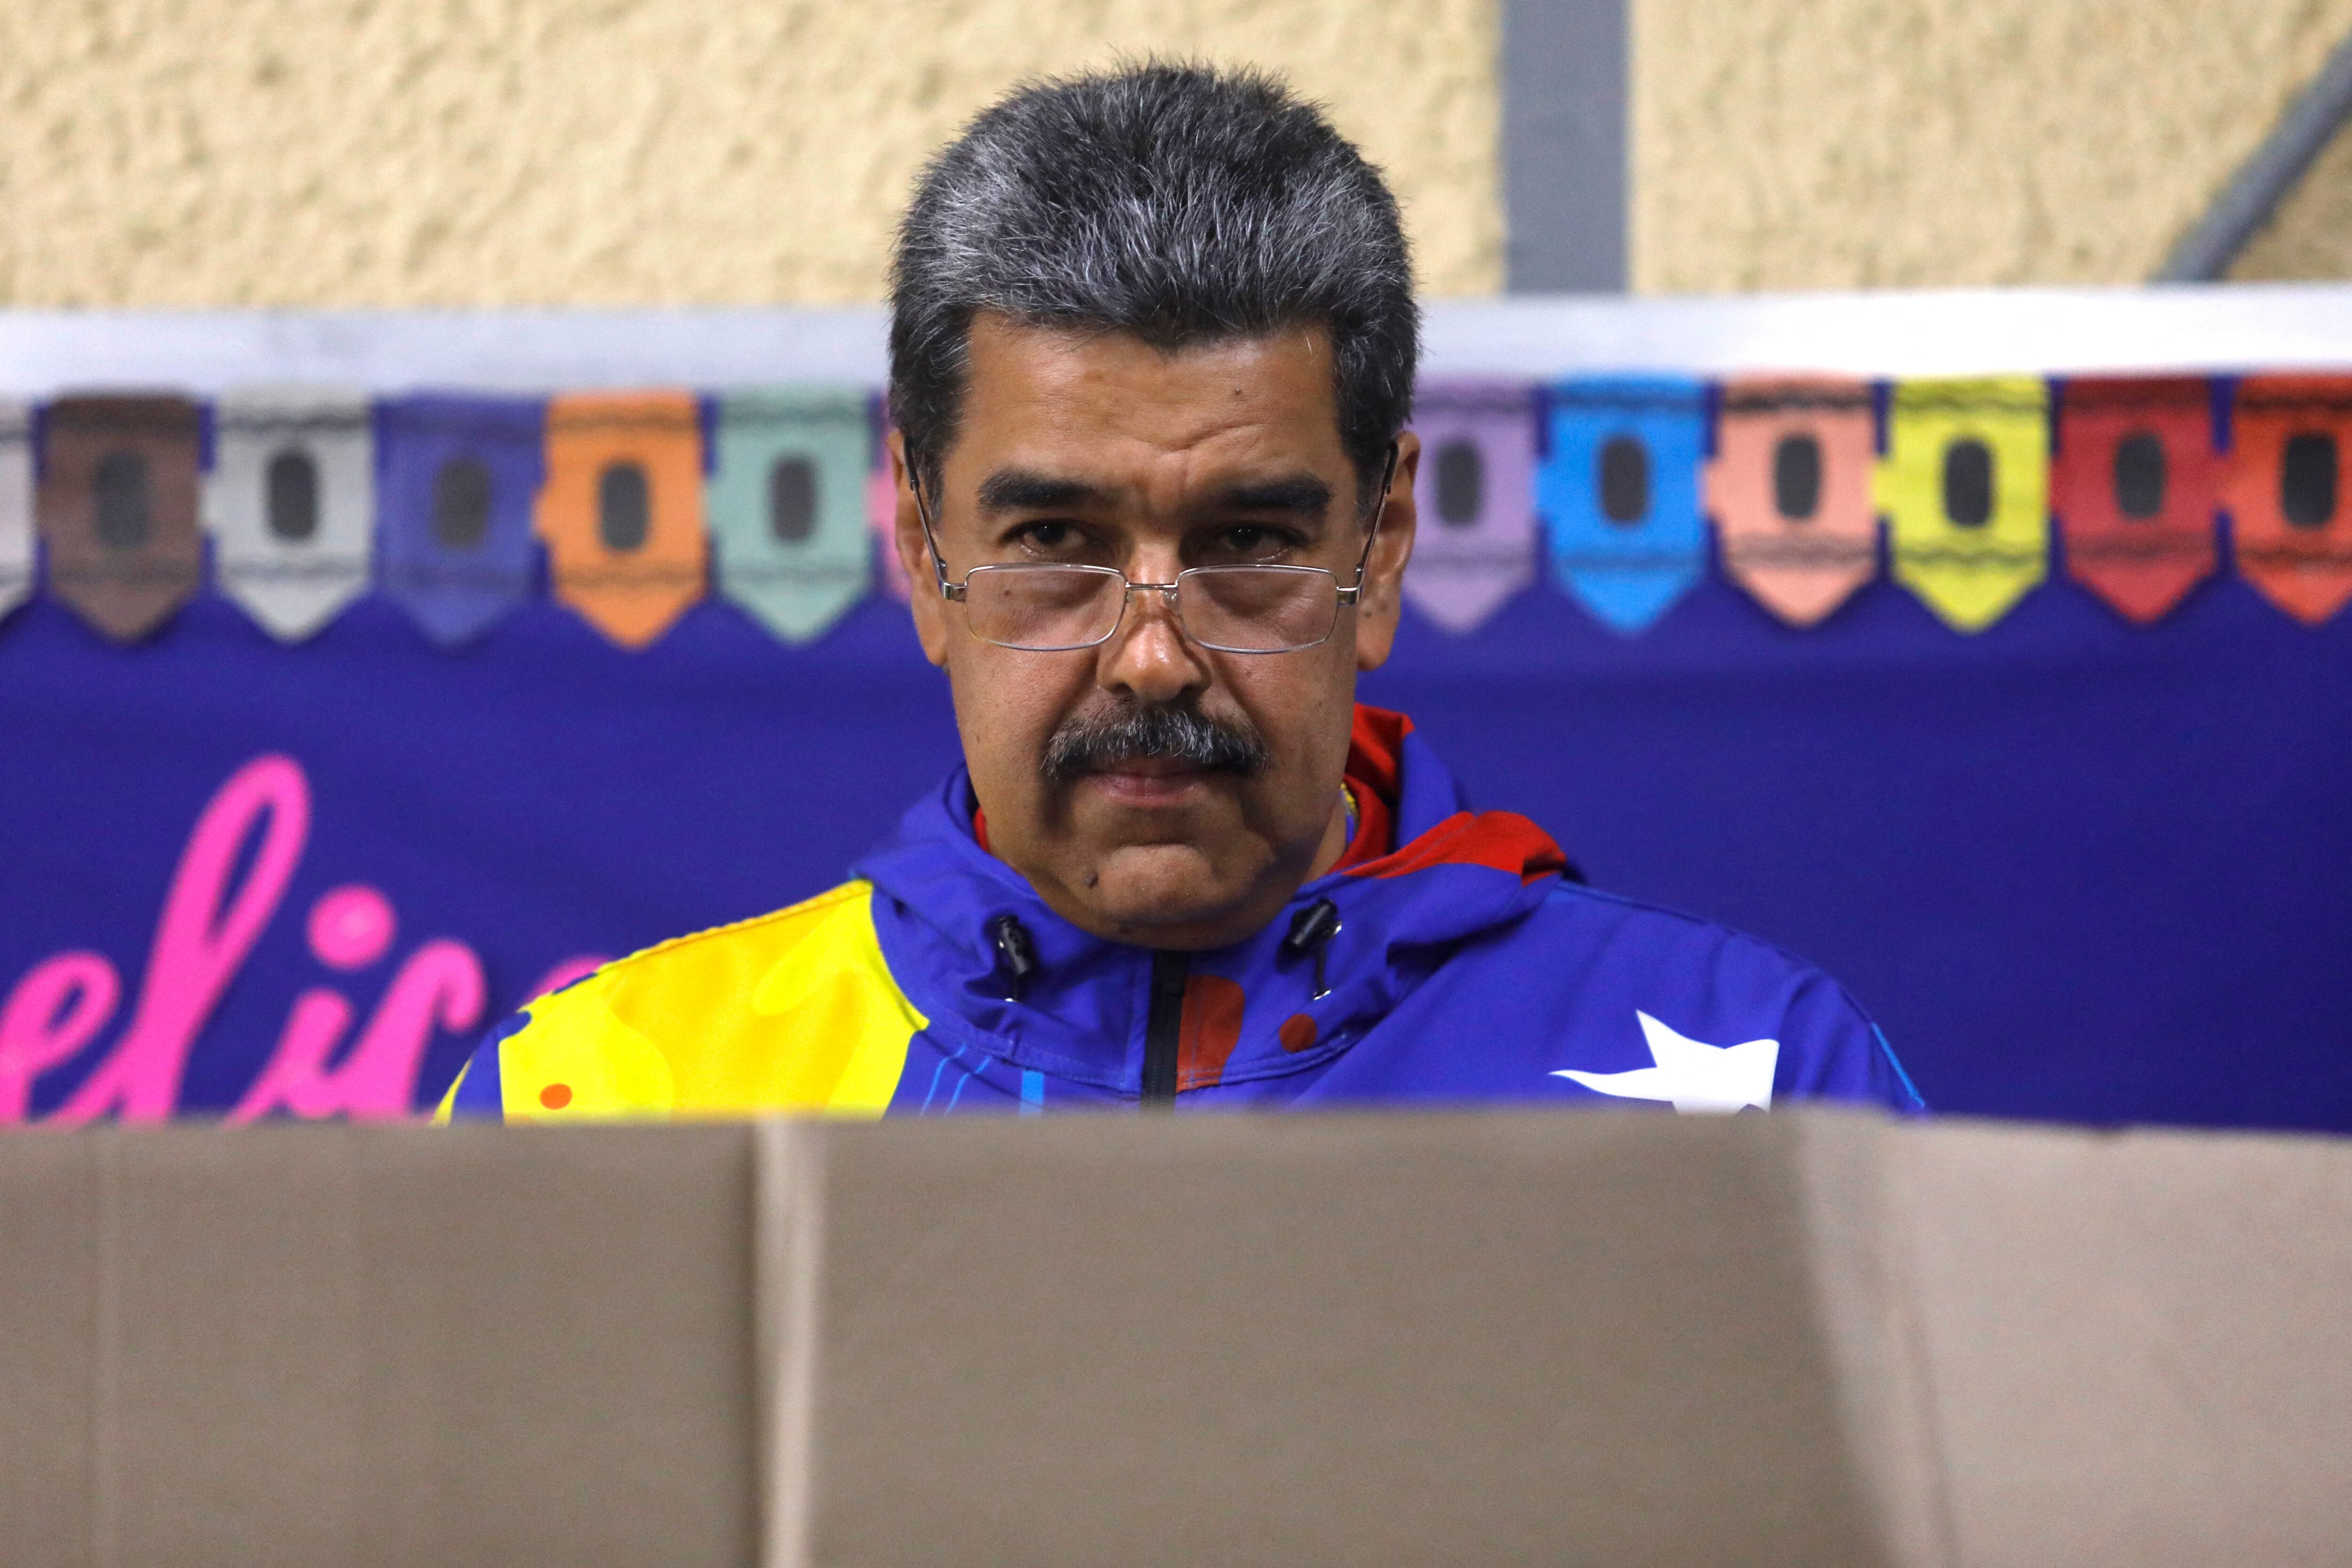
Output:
(440, 64), (1921, 1121)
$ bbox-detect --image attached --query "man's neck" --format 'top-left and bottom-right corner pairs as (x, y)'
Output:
(1305, 785), (1355, 881)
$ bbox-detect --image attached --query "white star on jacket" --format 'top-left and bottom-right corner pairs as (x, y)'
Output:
(1554, 1011), (1780, 1114)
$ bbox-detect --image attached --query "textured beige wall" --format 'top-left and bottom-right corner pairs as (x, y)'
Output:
(1633, 0), (2352, 292)
(0, 0), (1501, 308)
(2231, 115), (2352, 280)
(16, 0), (2351, 309)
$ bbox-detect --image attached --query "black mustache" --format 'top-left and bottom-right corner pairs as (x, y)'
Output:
(1041, 704), (1271, 784)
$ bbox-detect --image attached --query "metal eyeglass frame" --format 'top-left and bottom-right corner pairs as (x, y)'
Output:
(908, 442), (1398, 654)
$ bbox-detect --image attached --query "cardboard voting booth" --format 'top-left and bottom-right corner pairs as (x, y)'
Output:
(2, 1109), (2346, 1568)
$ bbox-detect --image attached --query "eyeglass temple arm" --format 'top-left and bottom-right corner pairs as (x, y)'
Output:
(906, 457), (966, 603)
(1336, 441), (1401, 607)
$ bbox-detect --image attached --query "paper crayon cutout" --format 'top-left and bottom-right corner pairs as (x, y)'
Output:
(1537, 377), (1708, 633)
(206, 388), (376, 641)
(36, 395), (205, 643)
(376, 395), (546, 646)
(2051, 377), (2220, 625)
(2228, 375), (2352, 625)
(709, 386), (874, 643)
(535, 391), (708, 648)
(1404, 380), (1538, 633)
(1707, 377), (1877, 626)
(1875, 377), (2050, 632)
(866, 394), (911, 603)
(0, 400), (30, 622)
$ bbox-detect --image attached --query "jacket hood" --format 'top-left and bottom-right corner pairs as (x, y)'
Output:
(851, 705), (1569, 1095)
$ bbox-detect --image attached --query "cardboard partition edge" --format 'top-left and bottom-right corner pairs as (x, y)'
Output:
(0, 1110), (2347, 1568)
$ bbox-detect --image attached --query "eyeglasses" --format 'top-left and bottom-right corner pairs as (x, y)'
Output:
(911, 445), (1396, 654)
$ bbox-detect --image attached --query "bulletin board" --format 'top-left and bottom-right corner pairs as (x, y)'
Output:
(5, 288), (2349, 1132)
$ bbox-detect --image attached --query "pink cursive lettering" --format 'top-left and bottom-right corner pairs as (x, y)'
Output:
(231, 939), (485, 1123)
(525, 955), (610, 1001)
(4, 755), (580, 1122)
(0, 952), (122, 1123)
(51, 756), (310, 1125)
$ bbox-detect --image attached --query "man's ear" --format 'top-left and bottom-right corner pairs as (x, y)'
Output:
(1354, 432), (1421, 672)
(890, 430), (952, 667)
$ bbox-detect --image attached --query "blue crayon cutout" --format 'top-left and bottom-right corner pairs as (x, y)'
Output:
(376, 394), (548, 647)
(1536, 376), (1708, 633)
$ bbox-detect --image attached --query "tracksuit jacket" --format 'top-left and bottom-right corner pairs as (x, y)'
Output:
(440, 706), (1922, 1122)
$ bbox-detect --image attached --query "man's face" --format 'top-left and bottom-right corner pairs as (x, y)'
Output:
(893, 313), (1419, 950)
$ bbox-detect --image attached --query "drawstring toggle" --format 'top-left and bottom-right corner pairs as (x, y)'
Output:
(988, 914), (1039, 1001)
(1282, 898), (1343, 1001)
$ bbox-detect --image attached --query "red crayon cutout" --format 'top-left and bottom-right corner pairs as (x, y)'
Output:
(2229, 375), (2352, 624)
(37, 394), (205, 642)
(2053, 377), (2219, 624)
(1707, 376), (1877, 626)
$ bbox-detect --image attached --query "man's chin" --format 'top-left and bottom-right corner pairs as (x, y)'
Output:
(1054, 841), (1260, 948)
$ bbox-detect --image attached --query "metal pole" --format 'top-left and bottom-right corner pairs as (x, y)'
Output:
(1502, 0), (1628, 293)
(2155, 27), (2352, 282)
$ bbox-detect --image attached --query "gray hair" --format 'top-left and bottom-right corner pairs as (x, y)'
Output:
(889, 61), (1419, 502)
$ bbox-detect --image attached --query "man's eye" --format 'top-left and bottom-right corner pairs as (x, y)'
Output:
(1211, 525), (1302, 558)
(1013, 521), (1082, 552)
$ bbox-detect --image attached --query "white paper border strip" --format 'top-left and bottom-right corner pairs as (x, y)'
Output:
(5, 283), (2352, 393)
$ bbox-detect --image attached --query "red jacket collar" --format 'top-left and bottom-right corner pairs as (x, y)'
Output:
(1335, 704), (1568, 886)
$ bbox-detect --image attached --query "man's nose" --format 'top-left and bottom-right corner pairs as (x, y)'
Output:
(1097, 565), (1210, 705)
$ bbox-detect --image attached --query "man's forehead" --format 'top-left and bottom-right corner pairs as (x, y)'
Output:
(957, 312), (1344, 458)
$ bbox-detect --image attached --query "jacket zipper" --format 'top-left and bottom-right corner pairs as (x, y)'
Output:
(1142, 951), (1187, 1106)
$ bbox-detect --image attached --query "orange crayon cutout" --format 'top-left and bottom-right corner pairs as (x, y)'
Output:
(2229, 375), (2352, 626)
(536, 390), (709, 647)
(1707, 377), (1877, 626)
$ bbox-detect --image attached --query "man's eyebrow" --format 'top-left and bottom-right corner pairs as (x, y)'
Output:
(976, 470), (1114, 514)
(973, 468), (1336, 517)
(1207, 475), (1334, 516)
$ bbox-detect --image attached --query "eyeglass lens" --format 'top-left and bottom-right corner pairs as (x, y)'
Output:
(961, 565), (1343, 653)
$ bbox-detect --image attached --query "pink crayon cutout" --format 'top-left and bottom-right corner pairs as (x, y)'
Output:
(868, 460), (912, 602)
(1708, 376), (1879, 627)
